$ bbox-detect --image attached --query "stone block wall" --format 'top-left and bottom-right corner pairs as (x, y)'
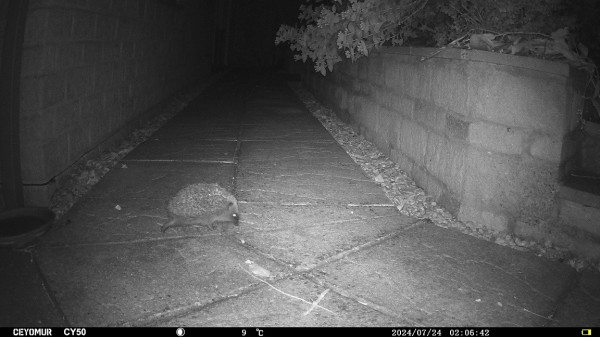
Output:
(303, 47), (583, 241)
(580, 122), (600, 174)
(2, 0), (214, 206)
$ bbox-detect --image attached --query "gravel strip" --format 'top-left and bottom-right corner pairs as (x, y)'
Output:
(288, 81), (599, 273)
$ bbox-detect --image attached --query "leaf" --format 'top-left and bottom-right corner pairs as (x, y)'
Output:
(245, 260), (272, 278)
(551, 28), (569, 40)
(510, 43), (525, 55)
(592, 98), (600, 120)
(348, 22), (356, 33)
(550, 39), (578, 61)
(578, 43), (588, 58)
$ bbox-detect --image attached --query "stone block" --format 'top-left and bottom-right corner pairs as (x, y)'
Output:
(462, 149), (516, 210)
(529, 134), (563, 163)
(349, 95), (366, 120)
(390, 149), (414, 174)
(357, 57), (368, 81)
(402, 61), (430, 102)
(413, 99), (445, 132)
(446, 113), (469, 141)
(467, 62), (569, 135)
(463, 148), (560, 220)
(428, 58), (468, 116)
(357, 99), (379, 133)
(390, 93), (414, 119)
(409, 164), (429, 191)
(398, 119), (428, 167)
(419, 173), (445, 201)
(375, 107), (397, 149)
(559, 199), (600, 238)
(425, 132), (466, 196)
(438, 190), (461, 215)
(468, 122), (525, 155)
(368, 55), (385, 87)
(383, 54), (400, 89)
(458, 204), (511, 233)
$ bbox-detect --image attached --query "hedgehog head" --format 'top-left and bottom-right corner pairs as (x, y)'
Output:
(227, 201), (240, 226)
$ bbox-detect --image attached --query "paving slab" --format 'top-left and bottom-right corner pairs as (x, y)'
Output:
(246, 86), (300, 100)
(240, 215), (422, 271)
(0, 248), (65, 326)
(241, 160), (370, 178)
(241, 123), (332, 141)
(166, 112), (240, 125)
(124, 139), (237, 162)
(550, 270), (600, 326)
(165, 100), (243, 125)
(238, 159), (391, 205)
(151, 122), (238, 141)
(241, 113), (322, 126)
(238, 140), (353, 165)
(239, 204), (405, 231)
(246, 102), (307, 116)
(35, 236), (289, 326)
(310, 221), (578, 327)
(151, 274), (411, 326)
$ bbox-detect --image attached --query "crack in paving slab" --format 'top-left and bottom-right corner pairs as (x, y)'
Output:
(244, 170), (373, 183)
(238, 214), (411, 234)
(238, 188), (328, 201)
(124, 159), (236, 164)
(142, 274), (411, 326)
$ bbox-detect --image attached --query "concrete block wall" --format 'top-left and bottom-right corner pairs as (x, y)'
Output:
(303, 47), (584, 244)
(5, 0), (214, 206)
(0, 1), (7, 65)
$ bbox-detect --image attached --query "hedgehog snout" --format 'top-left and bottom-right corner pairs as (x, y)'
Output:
(232, 212), (240, 225)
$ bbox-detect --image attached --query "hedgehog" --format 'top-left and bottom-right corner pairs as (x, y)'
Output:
(160, 183), (239, 233)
